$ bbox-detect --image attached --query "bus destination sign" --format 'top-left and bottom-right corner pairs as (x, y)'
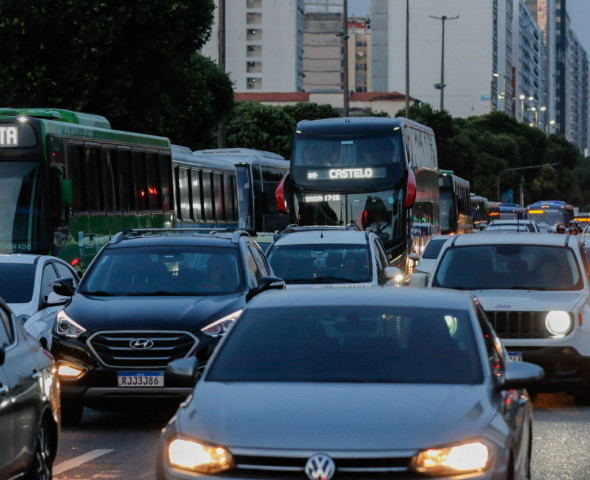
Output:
(304, 194), (342, 203)
(306, 167), (387, 181)
(0, 126), (18, 146)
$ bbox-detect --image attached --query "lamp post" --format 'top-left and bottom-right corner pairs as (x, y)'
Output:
(493, 72), (511, 113)
(519, 94), (525, 122)
(497, 163), (560, 202)
(430, 14), (459, 111)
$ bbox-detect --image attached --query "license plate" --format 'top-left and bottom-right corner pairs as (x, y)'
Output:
(117, 371), (164, 387)
(507, 351), (523, 362)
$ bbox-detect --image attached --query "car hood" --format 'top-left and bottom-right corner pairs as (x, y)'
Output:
(176, 383), (493, 450)
(472, 290), (585, 312)
(65, 293), (244, 331)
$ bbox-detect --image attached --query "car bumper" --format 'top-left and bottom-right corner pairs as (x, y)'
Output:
(506, 345), (590, 391)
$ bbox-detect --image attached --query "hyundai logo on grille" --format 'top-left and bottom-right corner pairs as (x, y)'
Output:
(305, 453), (335, 480)
(129, 338), (154, 350)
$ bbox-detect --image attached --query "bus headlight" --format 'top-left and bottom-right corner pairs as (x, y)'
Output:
(413, 441), (490, 475)
(545, 311), (572, 336)
(168, 438), (233, 474)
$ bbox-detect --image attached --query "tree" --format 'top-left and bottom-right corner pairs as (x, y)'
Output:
(0, 0), (233, 147)
(282, 102), (340, 124)
(227, 102), (296, 158)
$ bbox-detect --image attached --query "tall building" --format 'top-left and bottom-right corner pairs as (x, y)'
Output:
(348, 17), (372, 93)
(201, 0), (304, 92)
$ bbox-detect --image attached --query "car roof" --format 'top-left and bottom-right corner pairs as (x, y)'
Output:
(0, 254), (54, 264)
(445, 232), (577, 247)
(107, 230), (245, 249)
(271, 229), (370, 246)
(489, 219), (535, 224)
(247, 287), (475, 310)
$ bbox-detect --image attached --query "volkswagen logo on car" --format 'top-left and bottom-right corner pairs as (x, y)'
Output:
(304, 453), (336, 480)
(129, 338), (154, 350)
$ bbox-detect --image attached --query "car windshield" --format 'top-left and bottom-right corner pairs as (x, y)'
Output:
(267, 243), (372, 284)
(206, 306), (483, 384)
(433, 245), (583, 291)
(80, 245), (244, 296)
(0, 263), (35, 302)
(421, 238), (447, 259)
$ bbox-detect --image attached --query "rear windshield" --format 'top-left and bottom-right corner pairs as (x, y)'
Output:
(0, 263), (35, 303)
(433, 245), (582, 291)
(207, 306), (483, 384)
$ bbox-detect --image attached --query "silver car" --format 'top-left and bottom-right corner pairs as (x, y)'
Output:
(157, 288), (542, 480)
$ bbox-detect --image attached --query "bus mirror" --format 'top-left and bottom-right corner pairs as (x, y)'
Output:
(406, 169), (416, 208)
(275, 174), (289, 213)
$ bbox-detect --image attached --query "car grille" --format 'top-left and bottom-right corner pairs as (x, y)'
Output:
(221, 454), (412, 478)
(485, 310), (571, 339)
(87, 330), (198, 368)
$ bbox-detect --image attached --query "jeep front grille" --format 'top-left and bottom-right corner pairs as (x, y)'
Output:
(87, 330), (198, 368)
(485, 311), (573, 339)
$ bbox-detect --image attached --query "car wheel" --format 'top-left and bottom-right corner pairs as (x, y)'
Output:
(62, 406), (84, 426)
(25, 419), (53, 480)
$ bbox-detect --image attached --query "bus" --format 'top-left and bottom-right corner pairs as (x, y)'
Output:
(526, 200), (574, 229)
(0, 108), (173, 269)
(487, 201), (500, 221)
(171, 145), (240, 229)
(498, 202), (526, 220)
(470, 194), (489, 230)
(438, 170), (472, 235)
(193, 148), (290, 234)
(277, 117), (439, 271)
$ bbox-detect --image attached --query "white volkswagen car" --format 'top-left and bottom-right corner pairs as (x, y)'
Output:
(411, 232), (590, 404)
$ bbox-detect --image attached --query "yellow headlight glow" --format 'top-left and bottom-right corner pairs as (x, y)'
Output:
(414, 442), (490, 474)
(168, 439), (232, 474)
(57, 363), (86, 379)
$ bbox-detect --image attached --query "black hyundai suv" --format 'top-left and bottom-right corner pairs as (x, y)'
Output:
(50, 229), (283, 425)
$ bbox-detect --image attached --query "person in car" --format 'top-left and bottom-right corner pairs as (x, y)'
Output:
(202, 255), (238, 291)
(368, 209), (393, 238)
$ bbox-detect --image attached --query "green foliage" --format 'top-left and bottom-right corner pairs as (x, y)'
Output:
(227, 102), (296, 159)
(281, 103), (340, 124)
(0, 0), (233, 148)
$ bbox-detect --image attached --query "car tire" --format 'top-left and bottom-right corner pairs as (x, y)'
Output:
(24, 418), (54, 480)
(62, 406), (84, 426)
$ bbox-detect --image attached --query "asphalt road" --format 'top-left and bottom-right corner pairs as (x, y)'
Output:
(53, 393), (590, 479)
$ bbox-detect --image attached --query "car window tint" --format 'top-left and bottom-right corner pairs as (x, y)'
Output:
(207, 306), (483, 384)
(248, 244), (270, 277)
(0, 306), (13, 346)
(41, 264), (59, 301)
(54, 262), (78, 285)
(421, 238), (446, 259)
(475, 304), (505, 381)
(0, 263), (36, 303)
(244, 248), (263, 284)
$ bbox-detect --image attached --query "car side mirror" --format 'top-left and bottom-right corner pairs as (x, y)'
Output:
(46, 291), (70, 306)
(53, 278), (75, 297)
(496, 361), (544, 391)
(166, 357), (199, 383)
(247, 276), (286, 301)
(409, 272), (429, 287)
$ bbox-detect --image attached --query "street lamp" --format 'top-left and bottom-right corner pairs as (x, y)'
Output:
(429, 14), (459, 111)
(493, 73), (511, 113)
(497, 163), (559, 202)
(519, 94), (526, 122)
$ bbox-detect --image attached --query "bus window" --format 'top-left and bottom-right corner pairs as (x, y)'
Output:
(202, 171), (214, 221)
(85, 145), (101, 212)
(68, 143), (86, 212)
(117, 149), (135, 212)
(236, 165), (253, 229)
(159, 154), (172, 211)
(190, 168), (203, 221)
(213, 172), (224, 221)
(101, 148), (118, 212)
(223, 174), (236, 222)
(132, 151), (148, 211)
(176, 168), (191, 220)
(146, 152), (160, 211)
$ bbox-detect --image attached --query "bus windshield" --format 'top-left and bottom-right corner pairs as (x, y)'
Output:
(527, 209), (567, 227)
(0, 161), (47, 253)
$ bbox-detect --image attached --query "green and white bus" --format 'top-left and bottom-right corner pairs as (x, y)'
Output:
(0, 108), (173, 270)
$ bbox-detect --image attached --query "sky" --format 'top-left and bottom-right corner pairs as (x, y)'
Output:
(347, 0), (590, 56)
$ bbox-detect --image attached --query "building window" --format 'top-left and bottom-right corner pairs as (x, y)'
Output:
(247, 78), (262, 90)
(247, 44), (262, 57)
(247, 12), (262, 24)
(247, 28), (262, 41)
(247, 61), (262, 73)
(247, 0), (262, 7)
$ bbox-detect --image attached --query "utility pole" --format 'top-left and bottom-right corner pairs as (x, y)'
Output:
(430, 14), (459, 111)
(405, 0), (410, 117)
(217, 0), (227, 148)
(342, 0), (349, 116)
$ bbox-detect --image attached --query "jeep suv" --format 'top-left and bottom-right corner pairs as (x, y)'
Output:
(50, 229), (282, 424)
(266, 225), (399, 287)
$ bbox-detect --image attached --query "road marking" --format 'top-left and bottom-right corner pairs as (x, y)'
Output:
(53, 449), (114, 475)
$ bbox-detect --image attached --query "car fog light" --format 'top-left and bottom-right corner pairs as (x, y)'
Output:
(57, 363), (86, 379)
(414, 442), (490, 475)
(545, 311), (572, 336)
(168, 438), (233, 474)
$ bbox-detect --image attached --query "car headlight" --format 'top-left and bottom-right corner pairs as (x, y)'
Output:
(413, 441), (490, 475)
(54, 308), (86, 339)
(545, 311), (572, 336)
(201, 310), (242, 338)
(168, 438), (233, 474)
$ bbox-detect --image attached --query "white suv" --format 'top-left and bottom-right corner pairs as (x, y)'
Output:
(410, 232), (590, 403)
(266, 226), (400, 287)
